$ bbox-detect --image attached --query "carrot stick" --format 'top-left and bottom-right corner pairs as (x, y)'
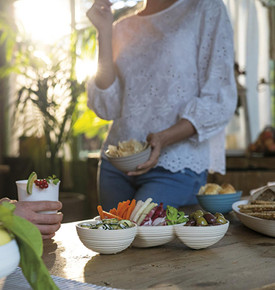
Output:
(117, 202), (123, 216)
(126, 199), (136, 220)
(122, 209), (129, 219)
(97, 205), (105, 220)
(119, 200), (130, 218)
(109, 208), (117, 215)
(102, 210), (123, 220)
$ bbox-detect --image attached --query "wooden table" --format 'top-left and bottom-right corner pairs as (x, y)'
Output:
(42, 207), (275, 290)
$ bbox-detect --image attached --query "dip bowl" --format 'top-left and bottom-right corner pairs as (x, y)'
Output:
(76, 219), (137, 254)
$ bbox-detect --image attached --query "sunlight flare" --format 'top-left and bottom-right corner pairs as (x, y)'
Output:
(14, 0), (71, 44)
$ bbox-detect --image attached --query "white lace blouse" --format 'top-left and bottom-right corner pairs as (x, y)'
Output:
(87, 0), (237, 174)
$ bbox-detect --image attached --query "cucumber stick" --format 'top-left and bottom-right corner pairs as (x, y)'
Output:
(129, 200), (144, 221)
(132, 197), (153, 223)
(136, 202), (158, 225)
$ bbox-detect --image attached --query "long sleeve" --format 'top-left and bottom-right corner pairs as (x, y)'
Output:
(87, 76), (122, 121)
(180, 0), (237, 144)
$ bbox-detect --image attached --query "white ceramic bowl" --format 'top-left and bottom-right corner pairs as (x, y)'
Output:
(232, 200), (275, 237)
(0, 239), (20, 278)
(132, 225), (176, 248)
(174, 222), (229, 250)
(76, 219), (137, 254)
(105, 145), (151, 172)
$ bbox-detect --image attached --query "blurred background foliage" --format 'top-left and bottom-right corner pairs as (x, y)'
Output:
(0, 0), (143, 198)
(0, 0), (143, 163)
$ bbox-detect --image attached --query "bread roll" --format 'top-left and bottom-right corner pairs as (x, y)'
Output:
(198, 185), (206, 195)
(198, 183), (222, 195)
(219, 183), (236, 194)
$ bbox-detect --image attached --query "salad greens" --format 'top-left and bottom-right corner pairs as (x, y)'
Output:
(166, 206), (189, 225)
(0, 202), (59, 290)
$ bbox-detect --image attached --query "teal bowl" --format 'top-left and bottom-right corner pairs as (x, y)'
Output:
(196, 191), (242, 214)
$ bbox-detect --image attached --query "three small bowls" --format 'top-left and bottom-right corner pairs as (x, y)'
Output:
(76, 218), (229, 254)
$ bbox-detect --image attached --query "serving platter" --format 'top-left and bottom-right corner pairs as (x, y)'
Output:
(232, 200), (275, 238)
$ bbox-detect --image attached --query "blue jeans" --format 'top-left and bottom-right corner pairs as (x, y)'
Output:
(98, 158), (208, 211)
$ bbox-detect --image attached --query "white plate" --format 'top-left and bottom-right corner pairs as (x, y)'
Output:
(232, 200), (275, 238)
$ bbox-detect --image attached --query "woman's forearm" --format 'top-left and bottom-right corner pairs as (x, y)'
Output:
(95, 29), (116, 89)
(133, 119), (197, 175)
(158, 118), (197, 148)
(86, 0), (115, 89)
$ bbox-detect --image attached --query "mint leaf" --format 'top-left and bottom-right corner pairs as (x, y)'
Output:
(46, 175), (60, 185)
(53, 178), (59, 185)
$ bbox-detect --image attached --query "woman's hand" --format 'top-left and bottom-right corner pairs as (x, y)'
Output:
(127, 133), (163, 176)
(8, 199), (63, 240)
(127, 119), (196, 176)
(86, 0), (113, 33)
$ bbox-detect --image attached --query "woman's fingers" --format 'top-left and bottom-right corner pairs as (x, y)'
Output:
(42, 234), (55, 240)
(10, 200), (63, 239)
(31, 212), (63, 225)
(0, 197), (11, 203)
(87, 0), (112, 19)
(127, 133), (163, 176)
(93, 0), (112, 10)
(36, 223), (62, 237)
(127, 150), (159, 176)
(28, 201), (62, 212)
(86, 0), (114, 31)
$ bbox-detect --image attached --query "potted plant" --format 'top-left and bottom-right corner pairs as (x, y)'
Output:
(13, 47), (86, 176)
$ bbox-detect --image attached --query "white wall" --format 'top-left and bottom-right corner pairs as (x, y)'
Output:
(224, 0), (272, 147)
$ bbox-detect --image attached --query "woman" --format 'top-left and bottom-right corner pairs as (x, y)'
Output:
(86, 0), (237, 210)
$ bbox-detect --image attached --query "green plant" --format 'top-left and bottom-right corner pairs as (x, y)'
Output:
(73, 94), (110, 140)
(11, 43), (86, 174)
(0, 13), (109, 176)
(70, 27), (110, 144)
(0, 2), (145, 177)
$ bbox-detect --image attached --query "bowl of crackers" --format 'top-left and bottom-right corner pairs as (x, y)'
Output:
(232, 185), (275, 237)
(196, 183), (242, 214)
(104, 139), (151, 172)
